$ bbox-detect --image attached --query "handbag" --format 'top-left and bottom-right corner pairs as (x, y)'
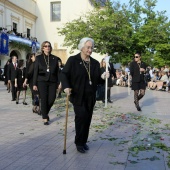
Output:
(33, 95), (39, 106)
(96, 84), (105, 101)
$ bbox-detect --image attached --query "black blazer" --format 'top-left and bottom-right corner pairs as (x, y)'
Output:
(61, 53), (101, 105)
(33, 54), (61, 86)
(130, 61), (147, 82)
(8, 63), (17, 81)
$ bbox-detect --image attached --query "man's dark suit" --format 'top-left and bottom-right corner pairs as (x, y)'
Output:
(8, 63), (17, 100)
(33, 54), (60, 120)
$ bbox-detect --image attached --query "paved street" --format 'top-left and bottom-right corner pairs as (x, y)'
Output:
(0, 80), (170, 170)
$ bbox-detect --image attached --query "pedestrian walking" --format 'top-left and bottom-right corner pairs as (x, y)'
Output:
(130, 52), (147, 111)
(23, 53), (40, 114)
(3, 59), (11, 92)
(8, 56), (18, 101)
(33, 41), (61, 125)
(14, 59), (27, 105)
(61, 37), (109, 153)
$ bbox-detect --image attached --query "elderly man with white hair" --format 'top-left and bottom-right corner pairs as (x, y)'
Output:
(61, 37), (109, 153)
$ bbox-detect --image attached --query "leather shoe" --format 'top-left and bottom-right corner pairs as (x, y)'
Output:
(23, 102), (27, 105)
(16, 101), (19, 104)
(134, 101), (141, 111)
(44, 122), (49, 125)
(76, 146), (85, 153)
(108, 99), (113, 103)
(83, 144), (89, 150)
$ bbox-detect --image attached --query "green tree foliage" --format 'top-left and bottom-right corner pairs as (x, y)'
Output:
(58, 0), (170, 67)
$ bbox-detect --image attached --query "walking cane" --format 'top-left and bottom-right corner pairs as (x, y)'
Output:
(63, 94), (69, 154)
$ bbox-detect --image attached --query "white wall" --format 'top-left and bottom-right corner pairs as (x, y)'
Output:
(35, 0), (104, 62)
(0, 0), (37, 67)
(8, 0), (36, 16)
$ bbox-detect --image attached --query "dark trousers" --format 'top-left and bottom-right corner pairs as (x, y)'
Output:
(11, 81), (16, 100)
(73, 94), (95, 146)
(38, 81), (57, 119)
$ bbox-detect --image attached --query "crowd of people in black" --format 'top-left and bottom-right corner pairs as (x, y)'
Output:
(1, 38), (170, 154)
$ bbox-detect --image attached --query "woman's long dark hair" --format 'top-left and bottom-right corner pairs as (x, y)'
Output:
(27, 53), (35, 64)
(18, 60), (24, 68)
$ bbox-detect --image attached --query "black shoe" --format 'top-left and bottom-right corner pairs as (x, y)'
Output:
(83, 144), (89, 150)
(76, 146), (85, 153)
(11, 99), (16, 101)
(44, 122), (49, 125)
(38, 111), (41, 115)
(137, 106), (141, 111)
(57, 94), (62, 98)
(23, 102), (27, 105)
(32, 108), (37, 113)
(134, 101), (141, 111)
(108, 99), (113, 103)
(16, 101), (19, 104)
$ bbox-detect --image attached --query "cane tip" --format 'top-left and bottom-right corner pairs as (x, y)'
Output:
(63, 150), (66, 154)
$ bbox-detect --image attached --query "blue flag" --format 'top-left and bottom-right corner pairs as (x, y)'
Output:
(0, 33), (9, 55)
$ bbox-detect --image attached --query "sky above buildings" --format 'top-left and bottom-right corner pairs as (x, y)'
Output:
(119, 0), (170, 19)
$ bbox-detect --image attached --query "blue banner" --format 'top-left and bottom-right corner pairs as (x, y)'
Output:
(0, 33), (9, 55)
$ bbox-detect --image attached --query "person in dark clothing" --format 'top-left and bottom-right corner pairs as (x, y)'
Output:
(8, 56), (18, 101)
(100, 58), (113, 103)
(57, 60), (64, 98)
(14, 60), (27, 105)
(61, 37), (109, 153)
(130, 52), (147, 111)
(33, 41), (61, 125)
(109, 62), (116, 79)
(24, 53), (40, 114)
(3, 60), (11, 92)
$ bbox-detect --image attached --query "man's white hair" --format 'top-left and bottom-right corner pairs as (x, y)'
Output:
(78, 37), (94, 51)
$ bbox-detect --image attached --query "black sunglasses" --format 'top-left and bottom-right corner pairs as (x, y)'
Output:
(44, 45), (51, 48)
(134, 56), (140, 58)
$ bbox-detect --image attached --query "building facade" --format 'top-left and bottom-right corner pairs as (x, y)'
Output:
(0, 0), (38, 67)
(0, 0), (105, 68)
(35, 0), (105, 63)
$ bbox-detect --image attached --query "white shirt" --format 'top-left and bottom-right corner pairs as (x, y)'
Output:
(149, 69), (154, 78)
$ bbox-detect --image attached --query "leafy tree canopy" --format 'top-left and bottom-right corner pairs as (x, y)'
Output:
(58, 0), (170, 67)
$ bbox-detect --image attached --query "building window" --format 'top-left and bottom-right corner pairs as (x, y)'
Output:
(51, 1), (61, 21)
(13, 22), (17, 34)
(27, 28), (30, 38)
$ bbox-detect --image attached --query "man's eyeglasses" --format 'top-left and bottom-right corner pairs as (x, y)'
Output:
(44, 45), (51, 48)
(134, 56), (139, 58)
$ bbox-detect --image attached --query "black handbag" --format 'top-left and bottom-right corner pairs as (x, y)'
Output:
(33, 95), (39, 106)
(96, 84), (105, 101)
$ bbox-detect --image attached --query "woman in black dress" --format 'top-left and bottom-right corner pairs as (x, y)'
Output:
(4, 59), (11, 92)
(23, 53), (40, 114)
(130, 52), (147, 111)
(14, 59), (27, 105)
